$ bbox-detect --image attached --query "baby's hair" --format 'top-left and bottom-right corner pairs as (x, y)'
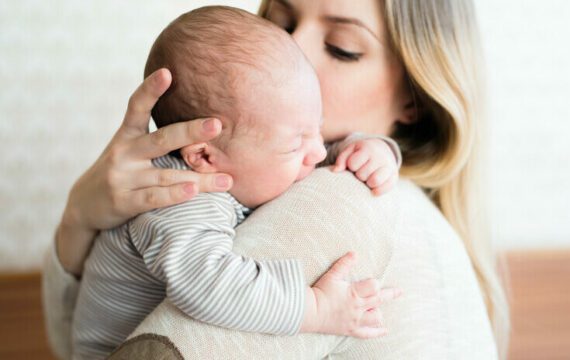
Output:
(144, 6), (304, 146)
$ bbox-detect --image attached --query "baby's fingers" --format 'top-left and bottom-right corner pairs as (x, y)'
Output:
(368, 167), (398, 196)
(355, 159), (380, 183)
(360, 308), (384, 327)
(322, 251), (357, 280)
(347, 149), (370, 173)
(367, 167), (393, 189)
(377, 287), (403, 302)
(362, 287), (402, 309)
(334, 144), (356, 172)
(351, 326), (388, 339)
(352, 278), (380, 298)
(371, 175), (398, 197)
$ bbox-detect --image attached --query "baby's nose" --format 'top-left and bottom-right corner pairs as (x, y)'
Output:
(305, 140), (327, 165)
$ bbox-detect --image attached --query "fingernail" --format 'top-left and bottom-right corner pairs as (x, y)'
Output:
(203, 118), (218, 132)
(183, 183), (196, 196)
(215, 175), (231, 189)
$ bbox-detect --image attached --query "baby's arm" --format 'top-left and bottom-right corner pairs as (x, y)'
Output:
(325, 133), (402, 196)
(130, 194), (392, 337)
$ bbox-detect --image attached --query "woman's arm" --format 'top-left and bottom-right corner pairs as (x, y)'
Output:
(43, 69), (234, 359)
(55, 68), (234, 276)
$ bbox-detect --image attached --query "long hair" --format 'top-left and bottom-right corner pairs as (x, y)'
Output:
(259, 0), (510, 356)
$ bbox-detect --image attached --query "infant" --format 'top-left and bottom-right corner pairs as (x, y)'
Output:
(72, 6), (401, 359)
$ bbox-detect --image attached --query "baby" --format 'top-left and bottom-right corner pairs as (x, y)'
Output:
(72, 6), (401, 359)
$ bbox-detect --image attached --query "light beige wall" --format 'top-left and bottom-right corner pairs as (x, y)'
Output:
(0, 0), (261, 271)
(0, 0), (568, 271)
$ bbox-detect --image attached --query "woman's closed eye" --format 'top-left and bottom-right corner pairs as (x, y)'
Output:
(325, 43), (363, 62)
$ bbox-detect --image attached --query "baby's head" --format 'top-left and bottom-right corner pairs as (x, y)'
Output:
(145, 6), (326, 208)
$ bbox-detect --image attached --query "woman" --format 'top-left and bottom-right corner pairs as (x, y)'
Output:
(43, 0), (509, 358)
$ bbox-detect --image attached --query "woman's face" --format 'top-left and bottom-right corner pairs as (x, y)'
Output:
(265, 0), (412, 142)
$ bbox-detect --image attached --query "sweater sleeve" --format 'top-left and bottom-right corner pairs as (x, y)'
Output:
(323, 132), (402, 168)
(129, 194), (306, 336)
(42, 241), (80, 360)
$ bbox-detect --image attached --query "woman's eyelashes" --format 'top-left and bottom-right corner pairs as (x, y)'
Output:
(325, 43), (363, 62)
(266, 7), (363, 63)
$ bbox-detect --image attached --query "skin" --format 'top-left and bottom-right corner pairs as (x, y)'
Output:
(180, 62), (326, 209)
(265, 0), (415, 142)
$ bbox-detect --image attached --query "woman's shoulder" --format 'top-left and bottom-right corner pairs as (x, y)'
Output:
(296, 171), (496, 356)
(291, 167), (445, 226)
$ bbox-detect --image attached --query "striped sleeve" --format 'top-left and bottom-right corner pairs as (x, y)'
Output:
(128, 194), (306, 336)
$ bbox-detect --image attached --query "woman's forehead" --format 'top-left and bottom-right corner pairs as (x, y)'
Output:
(283, 0), (384, 36)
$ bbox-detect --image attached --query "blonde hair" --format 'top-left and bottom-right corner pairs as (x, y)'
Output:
(259, 0), (509, 356)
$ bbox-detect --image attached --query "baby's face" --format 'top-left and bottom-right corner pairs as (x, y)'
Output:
(222, 68), (326, 208)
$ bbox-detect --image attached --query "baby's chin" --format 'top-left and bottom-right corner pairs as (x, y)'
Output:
(295, 165), (316, 182)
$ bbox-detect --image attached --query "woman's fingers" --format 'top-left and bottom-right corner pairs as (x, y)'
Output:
(120, 68), (172, 138)
(134, 168), (233, 193)
(130, 118), (222, 160)
(128, 183), (201, 215)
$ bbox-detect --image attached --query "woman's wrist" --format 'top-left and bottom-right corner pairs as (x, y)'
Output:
(55, 205), (97, 277)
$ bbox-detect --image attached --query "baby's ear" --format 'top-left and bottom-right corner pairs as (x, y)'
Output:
(180, 143), (219, 173)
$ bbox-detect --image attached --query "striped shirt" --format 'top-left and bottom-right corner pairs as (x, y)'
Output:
(71, 155), (306, 359)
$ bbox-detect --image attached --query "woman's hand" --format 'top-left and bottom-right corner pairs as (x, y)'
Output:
(57, 68), (233, 276)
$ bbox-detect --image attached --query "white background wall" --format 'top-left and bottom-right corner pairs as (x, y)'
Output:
(0, 0), (568, 271)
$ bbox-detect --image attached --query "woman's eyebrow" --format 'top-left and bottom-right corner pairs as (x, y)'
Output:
(272, 0), (380, 42)
(324, 16), (380, 41)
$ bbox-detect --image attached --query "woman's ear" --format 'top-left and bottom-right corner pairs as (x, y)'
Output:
(396, 74), (422, 125)
(399, 100), (420, 125)
(180, 143), (220, 173)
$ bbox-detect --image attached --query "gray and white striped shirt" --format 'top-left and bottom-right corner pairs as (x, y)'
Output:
(71, 155), (306, 359)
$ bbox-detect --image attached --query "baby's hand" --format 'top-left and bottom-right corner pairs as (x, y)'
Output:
(333, 138), (399, 196)
(300, 252), (402, 338)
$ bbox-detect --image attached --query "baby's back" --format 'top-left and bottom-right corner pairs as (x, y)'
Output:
(71, 222), (166, 359)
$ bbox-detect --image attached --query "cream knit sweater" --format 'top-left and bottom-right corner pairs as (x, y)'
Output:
(43, 169), (497, 359)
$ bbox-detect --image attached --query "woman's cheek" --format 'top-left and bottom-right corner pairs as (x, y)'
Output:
(321, 67), (371, 140)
